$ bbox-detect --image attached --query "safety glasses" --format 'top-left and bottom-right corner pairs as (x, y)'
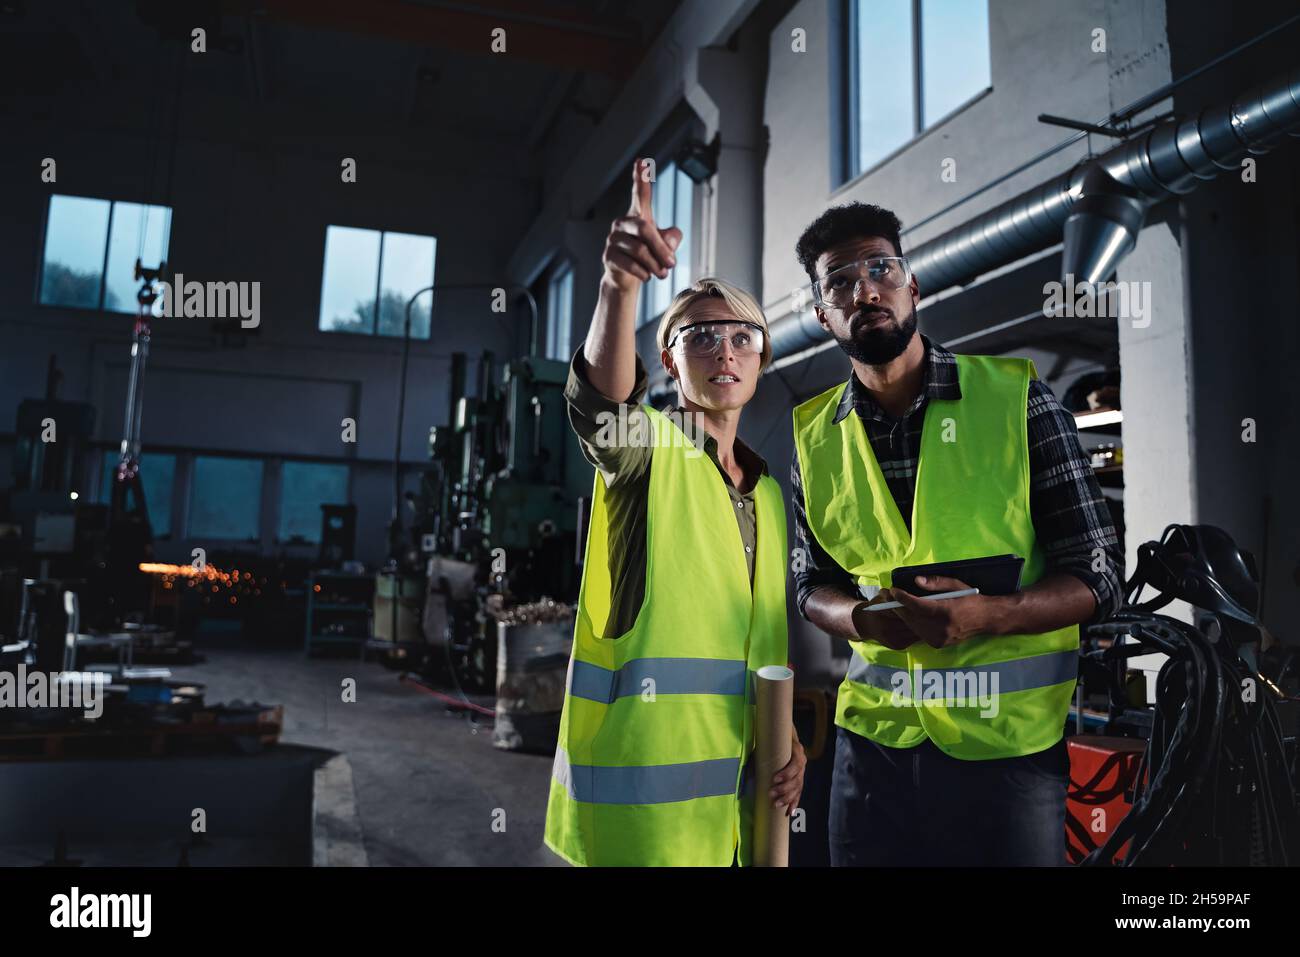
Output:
(666, 321), (765, 358)
(812, 256), (911, 306)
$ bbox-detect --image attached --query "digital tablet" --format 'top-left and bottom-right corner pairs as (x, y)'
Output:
(891, 554), (1024, 597)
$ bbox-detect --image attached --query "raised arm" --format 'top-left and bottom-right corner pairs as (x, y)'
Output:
(583, 158), (682, 402)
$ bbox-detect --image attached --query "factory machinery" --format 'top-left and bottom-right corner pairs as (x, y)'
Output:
(3, 263), (170, 646)
(0, 268), (285, 758)
(381, 350), (586, 694)
(1071, 524), (1299, 866)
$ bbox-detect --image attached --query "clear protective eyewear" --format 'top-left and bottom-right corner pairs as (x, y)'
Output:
(667, 321), (765, 358)
(813, 256), (911, 306)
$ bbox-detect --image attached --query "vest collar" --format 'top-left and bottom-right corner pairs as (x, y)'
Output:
(832, 334), (963, 424)
(659, 403), (771, 480)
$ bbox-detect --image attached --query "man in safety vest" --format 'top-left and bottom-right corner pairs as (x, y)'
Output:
(544, 159), (806, 866)
(789, 202), (1123, 866)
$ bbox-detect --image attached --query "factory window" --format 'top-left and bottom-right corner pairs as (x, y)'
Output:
(189, 456), (263, 542)
(843, 0), (991, 180)
(638, 161), (693, 326)
(38, 195), (172, 313)
(546, 260), (574, 361)
(99, 452), (177, 538)
(318, 226), (437, 339)
(277, 461), (349, 544)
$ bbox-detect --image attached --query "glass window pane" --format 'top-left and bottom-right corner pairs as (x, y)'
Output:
(40, 195), (110, 309)
(644, 277), (661, 327)
(99, 452), (176, 537)
(548, 263), (573, 360)
(546, 274), (558, 358)
(642, 161), (679, 321)
(853, 0), (915, 173)
(922, 0), (990, 126)
(104, 202), (172, 316)
(190, 456), (263, 541)
(558, 266), (573, 358)
(278, 462), (348, 544)
(652, 161), (676, 228)
(546, 282), (555, 356)
(377, 231), (436, 339)
(142, 454), (176, 538)
(319, 226), (382, 333)
(671, 167), (692, 297)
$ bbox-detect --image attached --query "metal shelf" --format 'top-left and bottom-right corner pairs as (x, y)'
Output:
(305, 571), (373, 656)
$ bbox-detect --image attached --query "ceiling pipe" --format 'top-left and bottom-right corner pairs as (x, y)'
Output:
(1061, 164), (1148, 284)
(647, 62), (1300, 401)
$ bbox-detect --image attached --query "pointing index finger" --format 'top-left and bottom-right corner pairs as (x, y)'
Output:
(629, 158), (655, 221)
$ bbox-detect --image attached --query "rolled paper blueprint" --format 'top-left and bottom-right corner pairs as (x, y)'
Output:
(754, 664), (794, 867)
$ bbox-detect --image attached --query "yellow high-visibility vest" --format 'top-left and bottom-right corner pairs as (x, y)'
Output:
(544, 406), (788, 866)
(792, 354), (1078, 760)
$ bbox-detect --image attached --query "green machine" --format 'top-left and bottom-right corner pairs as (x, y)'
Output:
(404, 351), (587, 690)
(483, 354), (582, 557)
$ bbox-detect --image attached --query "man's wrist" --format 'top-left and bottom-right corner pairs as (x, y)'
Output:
(977, 591), (1024, 636)
(848, 600), (870, 641)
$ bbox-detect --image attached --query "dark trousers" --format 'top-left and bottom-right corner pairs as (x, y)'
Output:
(829, 726), (1067, 866)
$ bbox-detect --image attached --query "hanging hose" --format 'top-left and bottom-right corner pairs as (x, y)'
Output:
(1078, 524), (1298, 866)
(1082, 612), (1296, 865)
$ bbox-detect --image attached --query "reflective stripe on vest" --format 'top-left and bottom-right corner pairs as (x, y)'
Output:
(846, 648), (1077, 696)
(552, 747), (741, 805)
(544, 405), (789, 866)
(570, 657), (748, 703)
(793, 353), (1079, 760)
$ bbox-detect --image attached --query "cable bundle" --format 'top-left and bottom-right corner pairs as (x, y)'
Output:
(1080, 611), (1297, 865)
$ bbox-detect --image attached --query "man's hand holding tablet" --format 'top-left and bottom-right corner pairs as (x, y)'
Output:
(855, 555), (1025, 649)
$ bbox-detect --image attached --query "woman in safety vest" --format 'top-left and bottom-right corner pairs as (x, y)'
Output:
(544, 159), (806, 866)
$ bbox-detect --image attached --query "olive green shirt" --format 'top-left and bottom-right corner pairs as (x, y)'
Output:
(565, 344), (770, 640)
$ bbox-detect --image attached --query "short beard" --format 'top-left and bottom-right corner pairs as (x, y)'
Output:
(833, 304), (918, 365)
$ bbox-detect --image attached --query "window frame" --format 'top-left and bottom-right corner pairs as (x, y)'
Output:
(317, 224), (437, 339)
(90, 446), (358, 552)
(839, 0), (993, 187)
(636, 159), (694, 329)
(188, 453), (267, 544)
(98, 449), (179, 540)
(36, 194), (173, 315)
(275, 459), (352, 546)
(545, 258), (575, 361)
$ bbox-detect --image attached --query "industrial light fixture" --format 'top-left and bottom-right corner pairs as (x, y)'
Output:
(675, 134), (720, 184)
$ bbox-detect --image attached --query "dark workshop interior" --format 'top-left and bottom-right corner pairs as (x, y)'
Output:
(0, 0), (1298, 887)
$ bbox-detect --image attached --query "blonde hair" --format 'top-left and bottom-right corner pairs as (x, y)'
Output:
(656, 277), (772, 371)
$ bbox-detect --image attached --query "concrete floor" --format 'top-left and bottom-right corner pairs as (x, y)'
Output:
(169, 632), (563, 867)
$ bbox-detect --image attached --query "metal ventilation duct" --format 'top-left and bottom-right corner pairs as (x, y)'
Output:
(1061, 164), (1148, 284)
(758, 63), (1300, 369)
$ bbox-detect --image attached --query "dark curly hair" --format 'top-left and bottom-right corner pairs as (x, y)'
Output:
(794, 203), (905, 284)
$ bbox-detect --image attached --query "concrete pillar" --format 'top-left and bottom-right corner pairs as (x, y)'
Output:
(1116, 220), (1195, 581)
(1098, 0), (1187, 692)
(685, 44), (766, 296)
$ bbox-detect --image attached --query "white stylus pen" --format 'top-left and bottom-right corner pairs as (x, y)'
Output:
(863, 587), (981, 611)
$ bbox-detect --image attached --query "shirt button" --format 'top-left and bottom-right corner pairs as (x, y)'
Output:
(736, 501), (744, 509)
(744, 546), (752, 553)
